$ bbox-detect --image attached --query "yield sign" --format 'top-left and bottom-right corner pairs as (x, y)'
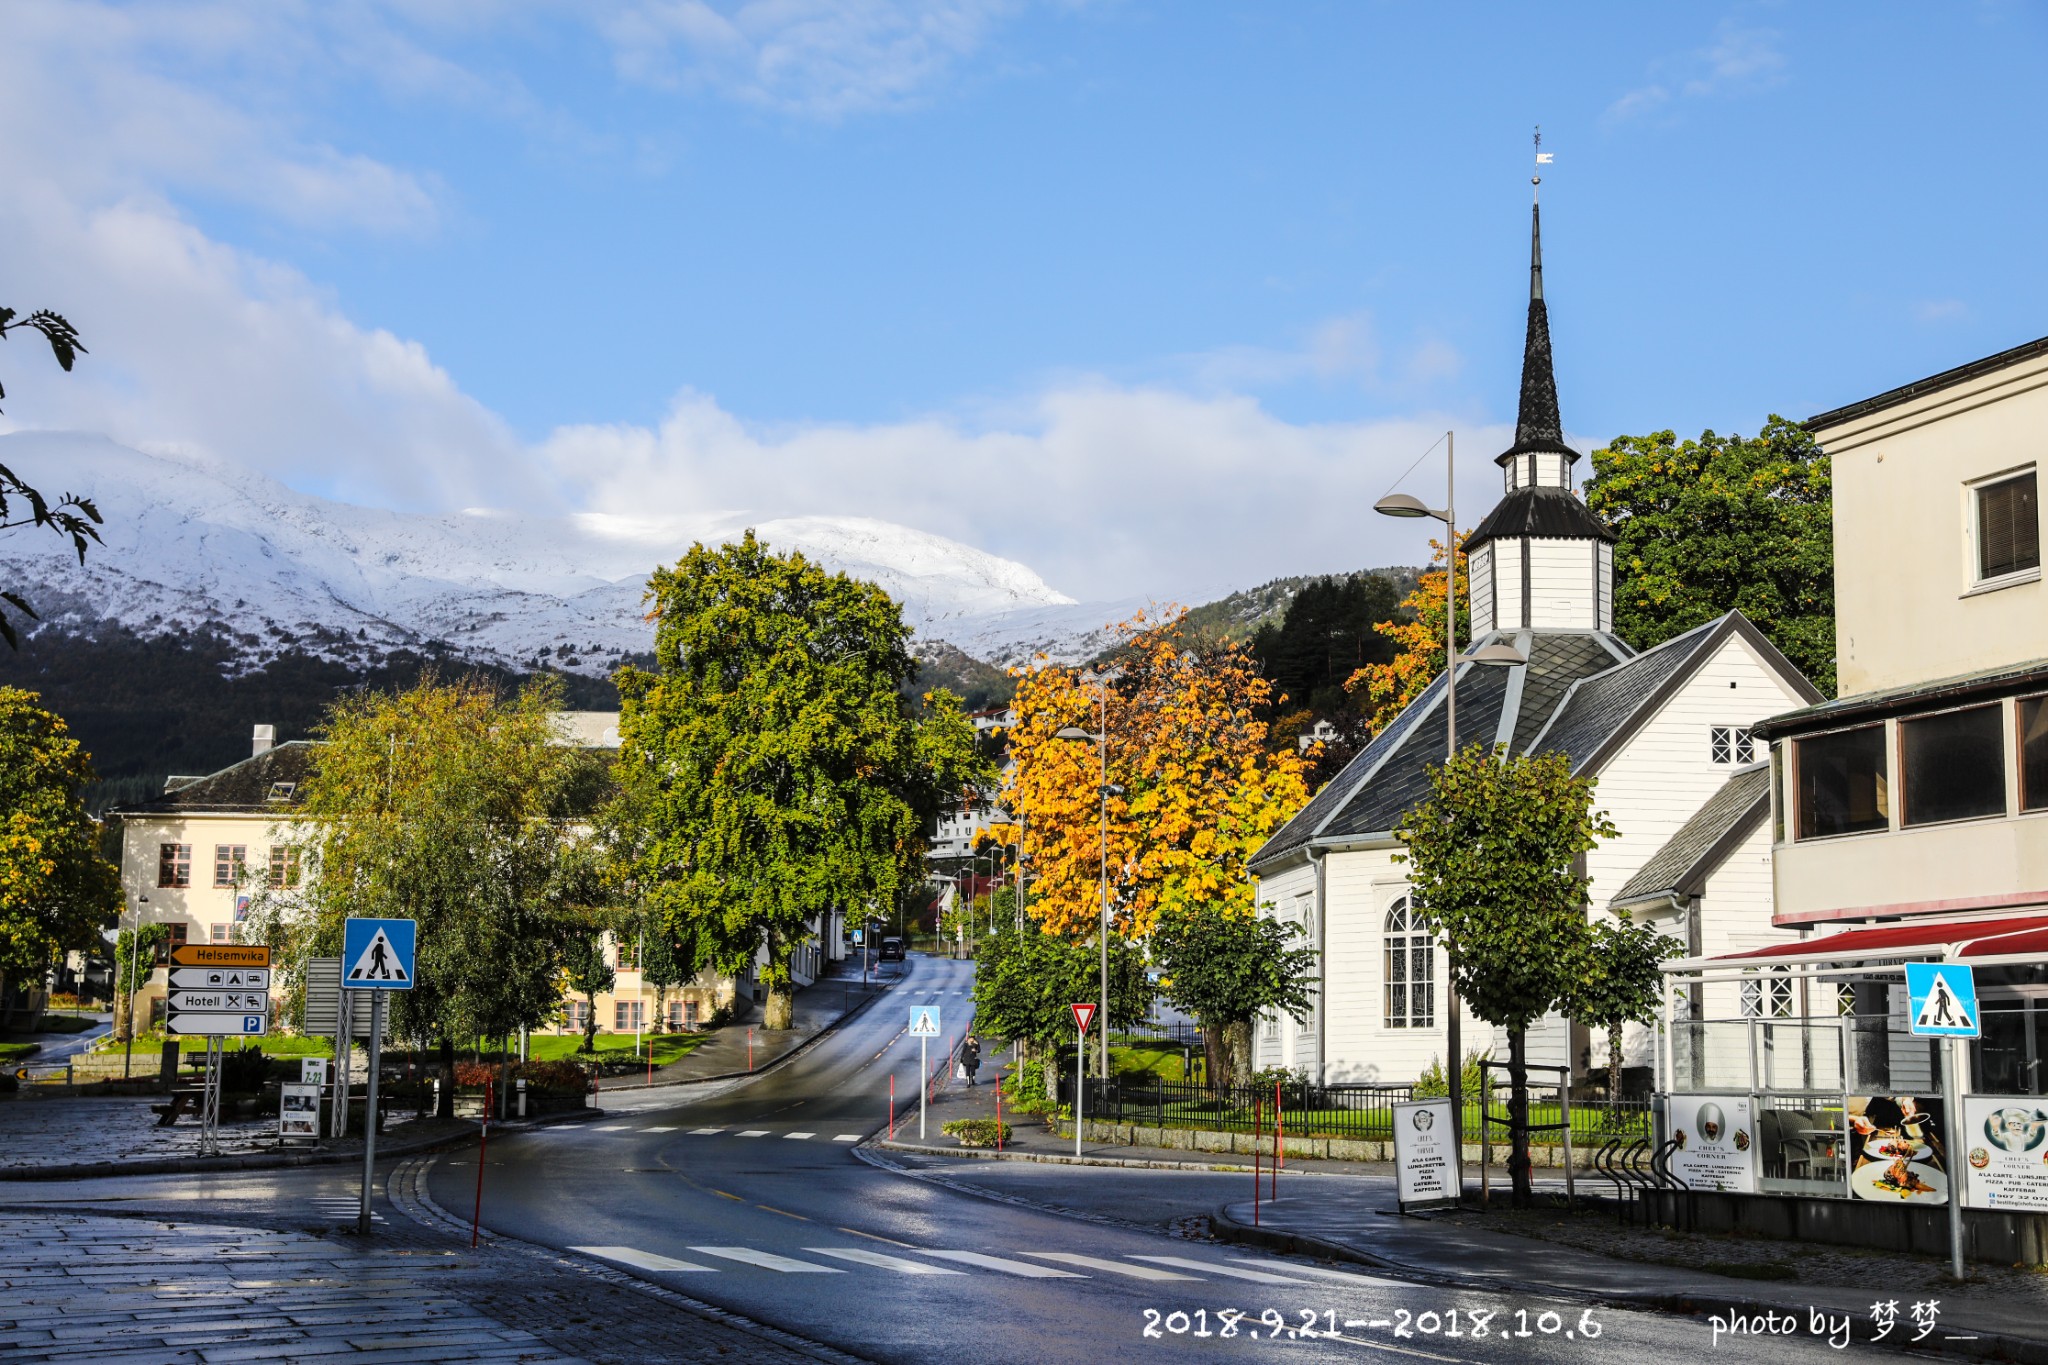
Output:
(1071, 1002), (1097, 1035)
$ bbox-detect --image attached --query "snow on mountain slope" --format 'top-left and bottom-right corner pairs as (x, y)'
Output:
(0, 432), (1104, 671)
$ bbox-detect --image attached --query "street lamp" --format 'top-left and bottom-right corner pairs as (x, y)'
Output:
(1054, 706), (1116, 1078)
(1375, 429), (1527, 1184)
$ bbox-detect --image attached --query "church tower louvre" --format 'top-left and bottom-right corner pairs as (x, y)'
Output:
(1463, 197), (1618, 637)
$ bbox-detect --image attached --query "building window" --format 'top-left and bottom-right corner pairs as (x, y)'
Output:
(1741, 970), (1795, 1019)
(268, 845), (300, 889)
(1901, 704), (2006, 826)
(213, 845), (247, 888)
(1795, 724), (1890, 839)
(1977, 470), (2040, 581)
(267, 781), (296, 802)
(157, 922), (188, 965)
(1711, 726), (1754, 764)
(614, 1000), (644, 1031)
(615, 939), (639, 971)
(563, 1000), (589, 1032)
(2022, 695), (2048, 814)
(158, 843), (192, 888)
(210, 922), (230, 944)
(1384, 897), (1435, 1030)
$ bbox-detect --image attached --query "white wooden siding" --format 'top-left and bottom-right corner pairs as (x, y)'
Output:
(1469, 544), (1496, 637)
(1252, 862), (1316, 1072)
(1492, 540), (1526, 630)
(1596, 543), (1614, 632)
(1528, 539), (1597, 630)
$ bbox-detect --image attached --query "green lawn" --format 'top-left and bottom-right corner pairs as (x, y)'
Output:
(1108, 1039), (1194, 1083)
(0, 1042), (39, 1063)
(96, 1034), (335, 1059)
(525, 1031), (709, 1066)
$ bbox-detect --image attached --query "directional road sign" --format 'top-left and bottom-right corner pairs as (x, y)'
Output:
(168, 990), (268, 1013)
(908, 1005), (942, 1037)
(342, 918), (416, 989)
(169, 968), (270, 991)
(1907, 961), (1980, 1038)
(170, 944), (270, 969)
(166, 1012), (266, 1036)
(1071, 1002), (1097, 1035)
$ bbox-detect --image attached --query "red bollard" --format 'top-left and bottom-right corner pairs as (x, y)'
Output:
(1274, 1078), (1283, 1197)
(889, 1074), (896, 1141)
(472, 1079), (493, 1248)
(996, 1084), (1004, 1152)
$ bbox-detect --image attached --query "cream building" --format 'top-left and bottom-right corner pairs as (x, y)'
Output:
(108, 715), (826, 1035)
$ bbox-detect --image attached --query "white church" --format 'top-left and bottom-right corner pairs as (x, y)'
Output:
(1248, 200), (1821, 1090)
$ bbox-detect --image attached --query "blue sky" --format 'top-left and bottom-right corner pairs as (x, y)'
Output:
(3, 2), (2044, 602)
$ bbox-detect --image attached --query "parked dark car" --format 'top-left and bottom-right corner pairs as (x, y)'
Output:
(879, 937), (906, 962)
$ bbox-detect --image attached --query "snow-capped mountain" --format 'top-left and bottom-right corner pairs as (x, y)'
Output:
(0, 432), (1118, 671)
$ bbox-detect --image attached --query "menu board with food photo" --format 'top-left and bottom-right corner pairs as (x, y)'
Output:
(1848, 1095), (1948, 1204)
(1668, 1094), (1757, 1192)
(1961, 1097), (2048, 1210)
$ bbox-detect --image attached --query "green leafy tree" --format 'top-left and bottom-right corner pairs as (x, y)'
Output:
(1395, 745), (1616, 1207)
(0, 689), (120, 991)
(1, 307), (99, 648)
(1149, 901), (1318, 1093)
(277, 674), (599, 1117)
(1568, 913), (1680, 1102)
(559, 912), (615, 1054)
(111, 922), (169, 1042)
(1584, 417), (1834, 694)
(969, 916), (1149, 1099)
(615, 532), (990, 1031)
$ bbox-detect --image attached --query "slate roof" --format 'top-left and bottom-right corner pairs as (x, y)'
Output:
(1464, 487), (1617, 552)
(1612, 764), (1771, 907)
(1528, 617), (1722, 769)
(1511, 632), (1627, 753)
(117, 742), (321, 815)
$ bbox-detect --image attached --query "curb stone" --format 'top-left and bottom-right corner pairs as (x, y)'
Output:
(1208, 1205), (2048, 1365)
(870, 1137), (1361, 1176)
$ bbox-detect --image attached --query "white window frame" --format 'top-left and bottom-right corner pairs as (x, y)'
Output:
(1964, 464), (2042, 594)
(1383, 896), (1436, 1030)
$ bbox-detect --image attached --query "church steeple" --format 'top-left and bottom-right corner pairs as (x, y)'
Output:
(1462, 145), (1619, 640)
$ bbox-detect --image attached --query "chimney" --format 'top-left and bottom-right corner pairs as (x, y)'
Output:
(252, 724), (276, 757)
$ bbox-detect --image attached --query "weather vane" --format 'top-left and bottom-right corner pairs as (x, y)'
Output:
(1532, 125), (1553, 200)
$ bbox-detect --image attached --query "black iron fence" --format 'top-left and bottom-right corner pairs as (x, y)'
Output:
(1059, 1072), (1654, 1146)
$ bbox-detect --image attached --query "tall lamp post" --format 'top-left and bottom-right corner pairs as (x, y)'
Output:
(1375, 429), (1526, 1185)
(1055, 686), (1117, 1077)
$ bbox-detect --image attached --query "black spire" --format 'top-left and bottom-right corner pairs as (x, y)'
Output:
(1499, 200), (1573, 465)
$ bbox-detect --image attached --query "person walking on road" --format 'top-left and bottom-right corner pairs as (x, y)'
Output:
(962, 1033), (981, 1086)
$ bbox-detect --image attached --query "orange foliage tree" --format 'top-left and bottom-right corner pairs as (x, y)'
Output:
(1344, 536), (1469, 738)
(993, 611), (1312, 941)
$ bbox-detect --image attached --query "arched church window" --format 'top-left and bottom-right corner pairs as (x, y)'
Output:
(1384, 897), (1435, 1029)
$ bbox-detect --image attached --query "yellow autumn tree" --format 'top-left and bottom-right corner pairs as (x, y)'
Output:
(1345, 536), (1469, 738)
(993, 611), (1312, 940)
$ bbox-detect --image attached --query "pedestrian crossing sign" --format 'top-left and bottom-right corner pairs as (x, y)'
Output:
(908, 1005), (941, 1037)
(342, 917), (416, 990)
(1906, 961), (1979, 1038)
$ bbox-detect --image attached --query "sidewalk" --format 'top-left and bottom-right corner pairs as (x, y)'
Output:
(631, 959), (901, 1088)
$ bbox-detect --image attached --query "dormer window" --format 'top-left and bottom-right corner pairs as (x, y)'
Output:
(268, 781), (296, 801)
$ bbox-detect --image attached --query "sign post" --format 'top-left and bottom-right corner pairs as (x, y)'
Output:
(908, 1005), (941, 1139)
(343, 918), (416, 1236)
(1071, 1003), (1096, 1158)
(1907, 960), (1980, 1281)
(165, 945), (271, 1157)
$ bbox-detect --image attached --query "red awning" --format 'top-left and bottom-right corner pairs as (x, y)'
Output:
(1696, 912), (2048, 967)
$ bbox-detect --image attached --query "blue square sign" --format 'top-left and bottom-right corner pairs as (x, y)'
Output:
(342, 918), (417, 990)
(1905, 961), (1978, 1038)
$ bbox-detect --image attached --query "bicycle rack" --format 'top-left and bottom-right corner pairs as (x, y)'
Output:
(1645, 1136), (1689, 1231)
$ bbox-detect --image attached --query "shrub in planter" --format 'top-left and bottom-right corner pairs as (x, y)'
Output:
(220, 1046), (269, 1093)
(940, 1118), (1012, 1148)
(453, 1061), (499, 1088)
(513, 1060), (593, 1093)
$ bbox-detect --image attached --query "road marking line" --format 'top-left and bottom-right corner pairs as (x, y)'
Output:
(712, 1190), (745, 1202)
(833, 1134), (861, 1142)
(921, 1250), (1085, 1278)
(784, 1132), (815, 1140)
(1128, 1255), (1310, 1284)
(642, 1126), (677, 1133)
(690, 1128), (723, 1135)
(1022, 1253), (1198, 1280)
(571, 1246), (717, 1273)
(594, 1124), (631, 1131)
(836, 1227), (918, 1248)
(688, 1246), (843, 1273)
(1234, 1259), (1406, 1288)
(755, 1205), (810, 1221)
(737, 1130), (769, 1137)
(808, 1247), (963, 1275)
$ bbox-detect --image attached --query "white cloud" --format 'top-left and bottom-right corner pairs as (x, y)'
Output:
(1606, 22), (1787, 124)
(594, 0), (1024, 115)
(1912, 298), (1969, 324)
(1176, 313), (1463, 399)
(537, 385), (1515, 600)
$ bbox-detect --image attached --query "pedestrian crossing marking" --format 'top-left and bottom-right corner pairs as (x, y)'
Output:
(1024, 1252), (1199, 1281)
(573, 1246), (716, 1273)
(833, 1134), (861, 1142)
(690, 1128), (722, 1134)
(1129, 1255), (1310, 1284)
(1234, 1259), (1403, 1288)
(784, 1132), (815, 1140)
(642, 1126), (676, 1132)
(594, 1124), (630, 1131)
(807, 1247), (963, 1275)
(689, 1246), (841, 1273)
(737, 1130), (769, 1138)
(921, 1250), (1084, 1278)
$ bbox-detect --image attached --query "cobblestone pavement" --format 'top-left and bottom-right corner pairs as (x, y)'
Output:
(0, 1095), (466, 1172)
(0, 1171), (858, 1364)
